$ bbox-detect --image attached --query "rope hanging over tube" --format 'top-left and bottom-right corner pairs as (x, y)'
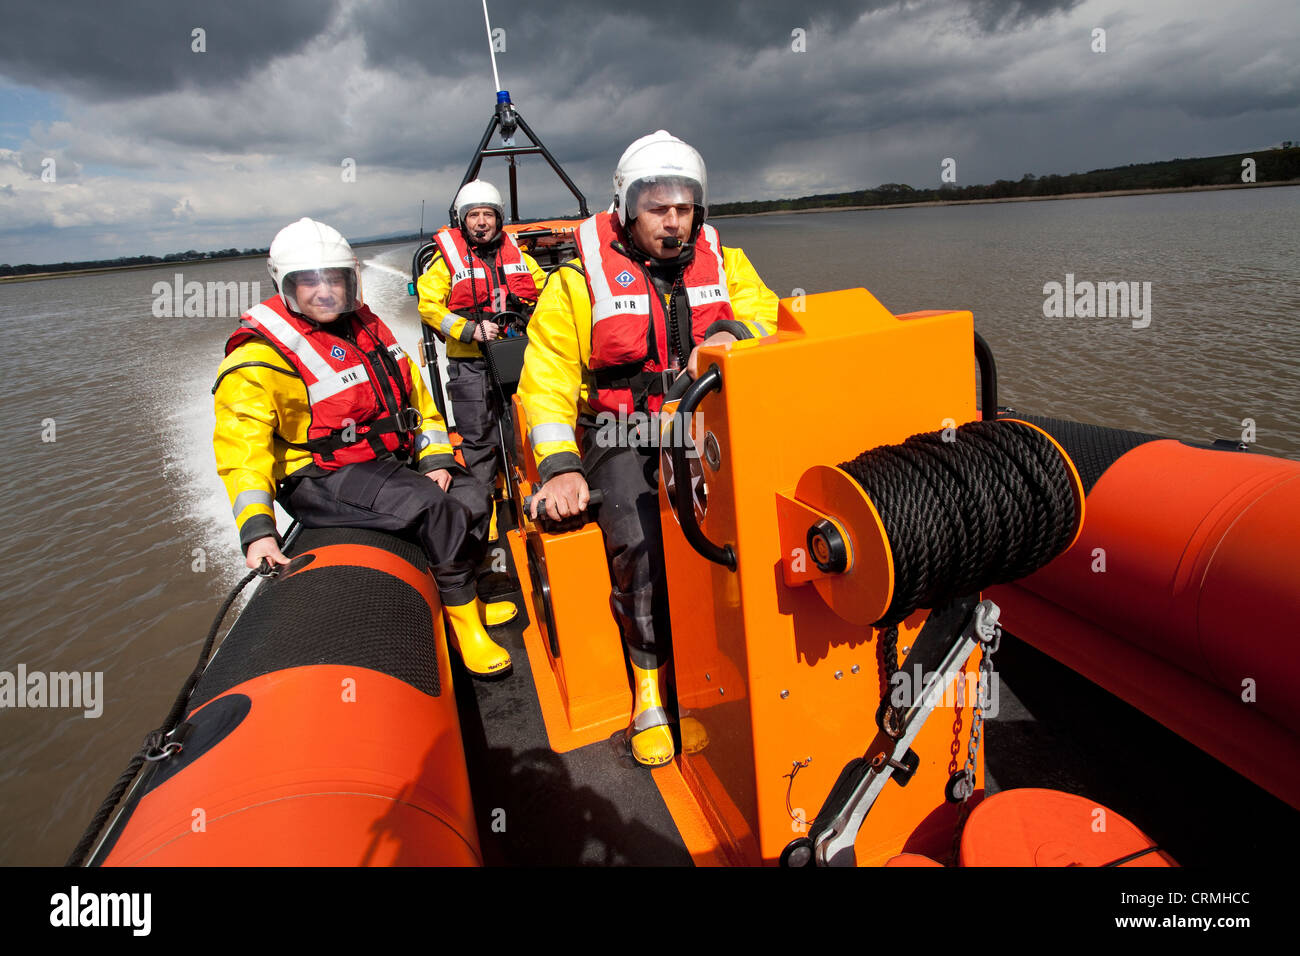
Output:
(839, 420), (1076, 627)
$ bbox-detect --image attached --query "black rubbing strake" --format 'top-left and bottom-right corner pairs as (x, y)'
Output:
(189, 565), (439, 711)
(1012, 416), (1163, 495)
(840, 420), (1077, 627)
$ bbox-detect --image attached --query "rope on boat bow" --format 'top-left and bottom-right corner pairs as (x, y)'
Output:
(840, 419), (1076, 627)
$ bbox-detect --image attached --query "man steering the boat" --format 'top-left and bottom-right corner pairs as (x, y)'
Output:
(518, 131), (778, 766)
(416, 180), (547, 542)
(213, 217), (517, 679)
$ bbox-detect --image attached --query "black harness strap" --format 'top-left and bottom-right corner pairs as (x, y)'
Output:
(211, 361), (299, 395)
(590, 366), (674, 414)
(283, 407), (423, 460)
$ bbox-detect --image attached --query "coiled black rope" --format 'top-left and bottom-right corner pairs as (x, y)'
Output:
(840, 420), (1075, 627)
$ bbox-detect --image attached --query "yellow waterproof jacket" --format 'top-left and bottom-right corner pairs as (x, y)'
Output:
(416, 245), (547, 360)
(518, 243), (778, 483)
(212, 337), (454, 551)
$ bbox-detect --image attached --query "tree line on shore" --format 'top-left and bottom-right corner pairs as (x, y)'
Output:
(710, 146), (1300, 216)
(4, 147), (1296, 277)
(0, 247), (268, 279)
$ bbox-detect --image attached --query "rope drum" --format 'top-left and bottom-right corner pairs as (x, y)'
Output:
(839, 420), (1078, 627)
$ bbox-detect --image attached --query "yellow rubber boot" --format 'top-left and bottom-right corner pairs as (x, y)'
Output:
(484, 599), (517, 626)
(628, 660), (675, 767)
(487, 504), (500, 543)
(445, 598), (512, 679)
(680, 715), (709, 755)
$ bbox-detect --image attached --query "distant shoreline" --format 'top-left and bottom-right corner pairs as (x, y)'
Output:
(710, 178), (1300, 219)
(0, 236), (417, 286)
(7, 180), (1297, 284)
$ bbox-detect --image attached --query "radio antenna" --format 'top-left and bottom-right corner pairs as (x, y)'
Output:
(482, 0), (502, 94)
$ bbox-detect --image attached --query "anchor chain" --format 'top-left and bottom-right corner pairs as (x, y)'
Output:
(946, 617), (1001, 865)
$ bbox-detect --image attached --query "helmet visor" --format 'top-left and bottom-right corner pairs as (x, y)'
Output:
(626, 176), (704, 219)
(282, 267), (359, 317)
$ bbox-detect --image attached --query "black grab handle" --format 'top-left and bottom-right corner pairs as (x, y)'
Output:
(670, 364), (737, 572)
(974, 330), (998, 420)
(664, 369), (694, 404)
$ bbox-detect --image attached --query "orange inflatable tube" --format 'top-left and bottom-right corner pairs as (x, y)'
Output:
(988, 419), (1300, 809)
(93, 529), (481, 866)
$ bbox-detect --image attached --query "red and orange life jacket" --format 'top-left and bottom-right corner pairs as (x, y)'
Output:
(574, 211), (734, 414)
(226, 295), (420, 469)
(433, 226), (540, 314)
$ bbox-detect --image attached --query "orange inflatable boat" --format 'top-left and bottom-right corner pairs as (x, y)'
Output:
(74, 84), (1297, 868)
(81, 286), (1300, 867)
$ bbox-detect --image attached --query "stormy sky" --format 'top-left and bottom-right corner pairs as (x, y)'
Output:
(1, 0), (1296, 264)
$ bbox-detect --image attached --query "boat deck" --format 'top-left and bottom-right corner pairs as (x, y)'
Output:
(457, 557), (691, 865)
(455, 521), (1300, 866)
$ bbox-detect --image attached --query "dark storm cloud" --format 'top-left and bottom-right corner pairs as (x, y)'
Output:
(0, 0), (1083, 106)
(349, 0), (1084, 93)
(2, 0), (1297, 265)
(349, 0), (871, 86)
(0, 0), (340, 99)
(967, 0), (1084, 31)
(323, 0), (1095, 182)
(0, 0), (1109, 188)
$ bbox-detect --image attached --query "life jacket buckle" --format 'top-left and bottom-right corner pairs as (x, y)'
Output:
(399, 407), (423, 431)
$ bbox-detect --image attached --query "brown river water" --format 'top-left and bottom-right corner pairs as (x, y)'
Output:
(0, 186), (1297, 865)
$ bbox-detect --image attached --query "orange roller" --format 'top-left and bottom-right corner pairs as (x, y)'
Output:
(959, 789), (1176, 867)
(885, 853), (945, 867)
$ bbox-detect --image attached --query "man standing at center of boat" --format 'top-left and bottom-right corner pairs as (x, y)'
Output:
(518, 131), (778, 766)
(417, 180), (547, 541)
(213, 218), (516, 680)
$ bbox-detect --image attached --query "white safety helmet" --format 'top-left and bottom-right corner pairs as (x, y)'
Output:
(267, 218), (361, 316)
(454, 180), (505, 233)
(613, 130), (707, 231)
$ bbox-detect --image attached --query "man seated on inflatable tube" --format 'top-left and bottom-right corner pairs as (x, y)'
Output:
(518, 131), (779, 765)
(212, 218), (518, 680)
